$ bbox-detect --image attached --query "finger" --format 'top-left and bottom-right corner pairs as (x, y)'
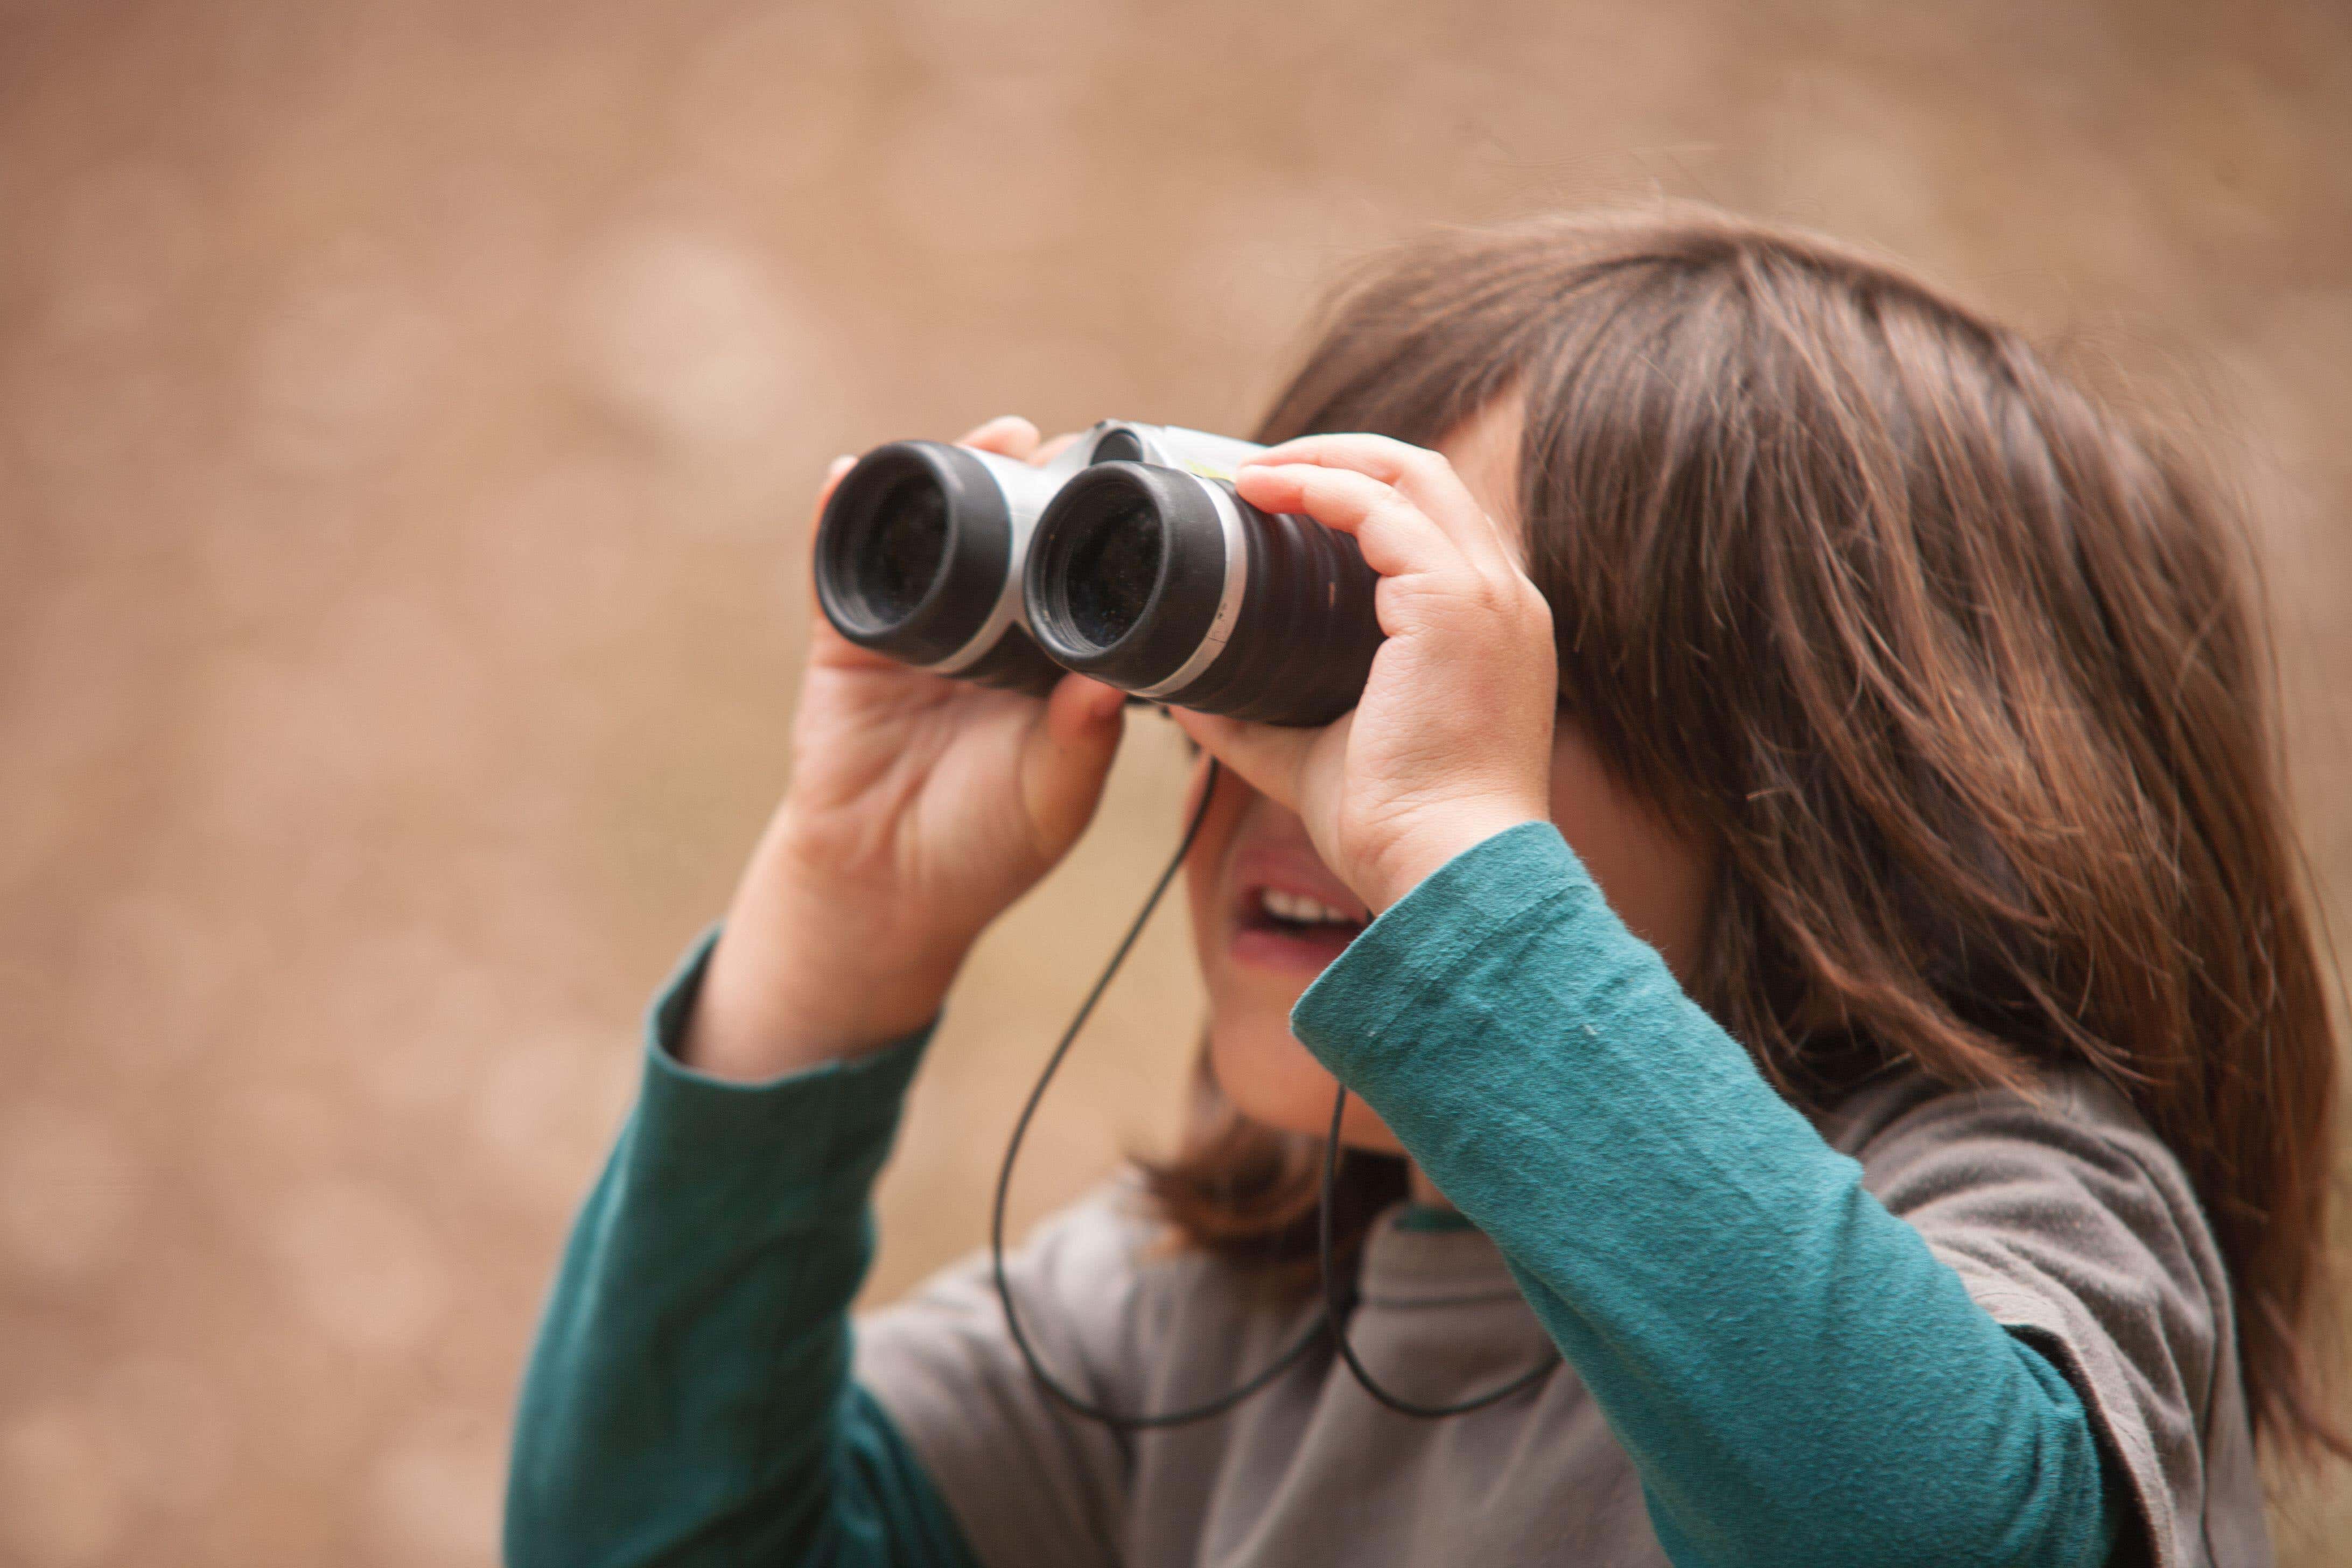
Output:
(1231, 463), (1463, 580)
(1245, 432), (1515, 573)
(1244, 433), (1515, 575)
(1023, 673), (1128, 848)
(808, 453), (857, 553)
(954, 414), (1041, 460)
(1044, 672), (1128, 740)
(1166, 706), (1319, 816)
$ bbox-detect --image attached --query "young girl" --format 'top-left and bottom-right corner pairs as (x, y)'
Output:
(505, 209), (2341, 1567)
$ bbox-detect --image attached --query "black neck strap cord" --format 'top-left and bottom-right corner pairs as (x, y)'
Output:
(1315, 1081), (1560, 1416)
(988, 755), (1558, 1430)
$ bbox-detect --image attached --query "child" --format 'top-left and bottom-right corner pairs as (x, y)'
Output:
(505, 208), (2342, 1567)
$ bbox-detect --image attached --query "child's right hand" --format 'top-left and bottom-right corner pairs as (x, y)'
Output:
(681, 417), (1128, 1082)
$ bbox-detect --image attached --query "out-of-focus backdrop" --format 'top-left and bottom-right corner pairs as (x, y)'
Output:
(2, 2), (2347, 1563)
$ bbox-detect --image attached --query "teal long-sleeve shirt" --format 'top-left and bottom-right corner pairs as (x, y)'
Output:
(507, 821), (2123, 1567)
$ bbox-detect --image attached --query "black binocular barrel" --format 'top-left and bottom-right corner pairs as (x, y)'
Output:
(813, 441), (1062, 695)
(1023, 462), (1384, 727)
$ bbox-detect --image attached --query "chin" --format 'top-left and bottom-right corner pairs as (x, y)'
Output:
(1204, 1004), (1406, 1153)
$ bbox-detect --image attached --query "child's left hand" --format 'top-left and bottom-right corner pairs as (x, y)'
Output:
(1170, 433), (1558, 913)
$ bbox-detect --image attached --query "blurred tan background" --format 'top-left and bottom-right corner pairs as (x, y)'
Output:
(1, 1), (2347, 1563)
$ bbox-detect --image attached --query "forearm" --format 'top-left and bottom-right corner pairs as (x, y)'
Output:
(506, 933), (970, 1568)
(1292, 825), (2115, 1568)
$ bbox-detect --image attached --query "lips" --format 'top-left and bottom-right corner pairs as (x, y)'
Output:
(1230, 869), (1371, 975)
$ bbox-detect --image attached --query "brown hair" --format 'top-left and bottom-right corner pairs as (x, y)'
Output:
(1143, 206), (2345, 1457)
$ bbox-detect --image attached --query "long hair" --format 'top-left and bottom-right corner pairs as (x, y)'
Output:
(1143, 206), (2345, 1458)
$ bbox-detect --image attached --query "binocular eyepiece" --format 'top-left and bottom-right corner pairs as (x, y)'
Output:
(813, 422), (1384, 726)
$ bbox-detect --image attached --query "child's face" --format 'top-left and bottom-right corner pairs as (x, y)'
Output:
(1181, 402), (1716, 1152)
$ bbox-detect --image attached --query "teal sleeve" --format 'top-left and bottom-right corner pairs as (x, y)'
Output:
(1291, 824), (2118, 1568)
(505, 932), (983, 1568)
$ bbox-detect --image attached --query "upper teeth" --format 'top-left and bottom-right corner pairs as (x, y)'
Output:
(1263, 889), (1354, 925)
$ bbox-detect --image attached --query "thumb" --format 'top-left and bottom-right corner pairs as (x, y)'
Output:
(1021, 674), (1127, 852)
(1168, 706), (1321, 816)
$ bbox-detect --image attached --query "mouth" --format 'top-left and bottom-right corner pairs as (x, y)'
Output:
(1231, 881), (1371, 974)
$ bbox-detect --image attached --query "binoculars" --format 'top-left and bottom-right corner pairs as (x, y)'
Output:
(813, 422), (1384, 726)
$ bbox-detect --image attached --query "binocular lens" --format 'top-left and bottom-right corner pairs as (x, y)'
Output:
(1062, 502), (1163, 650)
(858, 474), (950, 624)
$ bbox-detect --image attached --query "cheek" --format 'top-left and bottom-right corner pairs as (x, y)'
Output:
(1188, 876), (1328, 1137)
(1546, 722), (1712, 982)
(1182, 767), (1403, 1151)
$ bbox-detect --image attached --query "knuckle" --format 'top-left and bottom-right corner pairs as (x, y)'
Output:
(1376, 437), (1443, 479)
(1367, 488), (1417, 528)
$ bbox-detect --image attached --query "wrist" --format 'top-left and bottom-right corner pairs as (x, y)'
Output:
(682, 919), (964, 1081)
(681, 848), (974, 1080)
(1361, 801), (1547, 912)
